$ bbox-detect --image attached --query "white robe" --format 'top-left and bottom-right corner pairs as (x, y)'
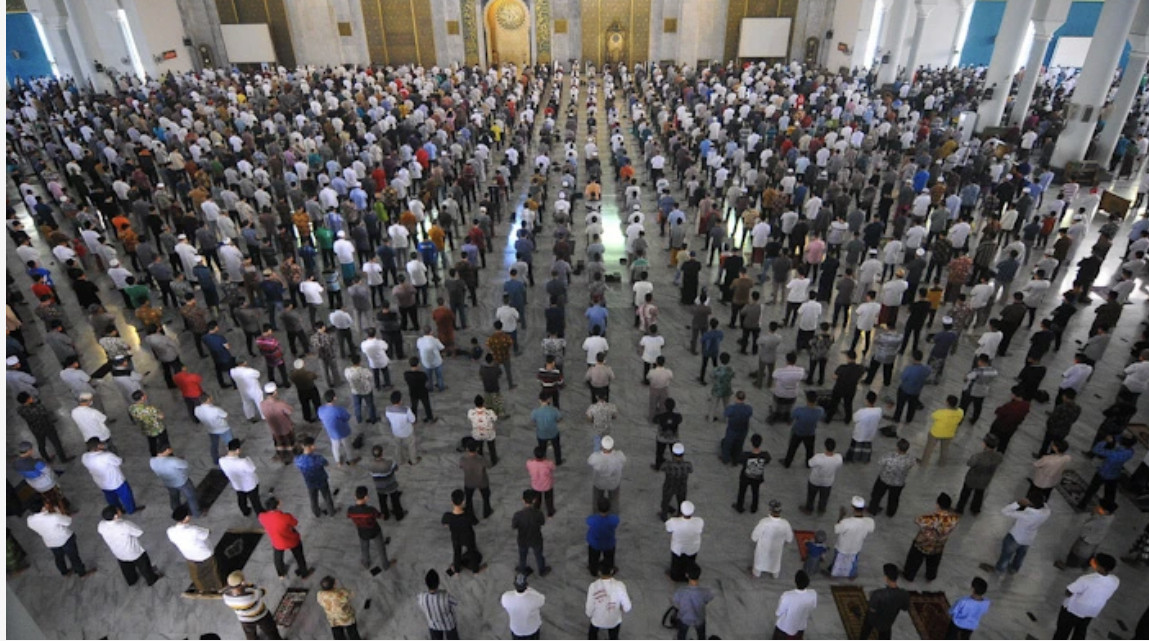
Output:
(229, 366), (265, 420)
(751, 516), (794, 577)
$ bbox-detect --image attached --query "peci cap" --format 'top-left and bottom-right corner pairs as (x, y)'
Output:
(679, 500), (695, 516)
(671, 442), (685, 455)
(851, 496), (866, 509)
(600, 435), (615, 451)
(294, 359), (306, 369)
(942, 316), (953, 325)
(263, 382), (277, 394)
(6, 356), (19, 366)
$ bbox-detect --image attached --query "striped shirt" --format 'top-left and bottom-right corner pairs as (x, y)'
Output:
(417, 590), (459, 631)
(223, 587), (268, 623)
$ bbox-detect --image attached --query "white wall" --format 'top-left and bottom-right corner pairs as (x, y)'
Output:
(826, 0), (865, 70)
(283, 0), (370, 67)
(913, 0), (964, 69)
(677, 0), (727, 65)
(124, 0), (193, 76)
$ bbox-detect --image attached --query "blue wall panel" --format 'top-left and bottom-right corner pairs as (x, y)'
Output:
(960, 1), (1131, 70)
(6, 13), (53, 84)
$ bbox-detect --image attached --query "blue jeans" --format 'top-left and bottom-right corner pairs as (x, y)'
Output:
(209, 429), (234, 464)
(168, 480), (201, 516)
(517, 542), (547, 573)
(353, 392), (378, 423)
(995, 533), (1029, 573)
(102, 482), (138, 513)
(424, 365), (445, 391)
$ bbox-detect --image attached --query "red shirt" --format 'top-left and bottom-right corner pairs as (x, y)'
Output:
(258, 510), (301, 550)
(173, 371), (203, 399)
(31, 283), (53, 300)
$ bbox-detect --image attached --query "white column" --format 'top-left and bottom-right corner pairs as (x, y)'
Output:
(1050, 0), (1138, 168)
(877, 0), (911, 85)
(904, 0), (937, 81)
(1092, 0), (1149, 164)
(1008, 0), (1071, 127)
(948, 0), (975, 67)
(974, 0), (1036, 132)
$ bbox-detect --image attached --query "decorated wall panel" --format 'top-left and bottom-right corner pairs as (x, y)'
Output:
(359, 0), (437, 66)
(579, 0), (651, 66)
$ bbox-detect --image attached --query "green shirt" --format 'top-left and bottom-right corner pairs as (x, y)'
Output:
(710, 365), (734, 398)
(315, 227), (334, 250)
(129, 403), (166, 437)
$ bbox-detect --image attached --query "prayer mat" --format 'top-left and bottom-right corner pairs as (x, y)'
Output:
(195, 468), (230, 513)
(274, 588), (309, 627)
(1056, 469), (1092, 511)
(908, 591), (951, 640)
(831, 584), (868, 639)
(186, 530), (263, 593)
(795, 530), (817, 561)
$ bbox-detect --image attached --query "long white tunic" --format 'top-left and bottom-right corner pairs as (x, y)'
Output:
(229, 366), (265, 420)
(751, 516), (794, 577)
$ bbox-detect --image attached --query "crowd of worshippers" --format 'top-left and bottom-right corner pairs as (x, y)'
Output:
(7, 54), (1149, 640)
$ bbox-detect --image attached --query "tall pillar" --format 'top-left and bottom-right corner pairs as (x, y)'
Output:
(974, 0), (1036, 132)
(1009, 0), (1070, 127)
(1050, 0), (1138, 168)
(877, 0), (911, 85)
(1092, 0), (1149, 165)
(904, 0), (937, 81)
(948, 0), (975, 67)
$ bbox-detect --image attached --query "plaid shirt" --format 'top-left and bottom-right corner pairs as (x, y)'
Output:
(255, 335), (285, 367)
(661, 458), (693, 490)
(128, 402), (165, 437)
(16, 401), (56, 435)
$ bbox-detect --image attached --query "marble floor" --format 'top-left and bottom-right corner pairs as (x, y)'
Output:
(6, 79), (1149, 640)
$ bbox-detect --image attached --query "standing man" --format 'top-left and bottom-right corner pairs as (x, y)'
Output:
(860, 564), (910, 640)
(659, 443), (693, 521)
(82, 438), (142, 514)
(295, 437), (337, 517)
(781, 392), (824, 468)
(318, 389), (357, 465)
(902, 493), (959, 582)
(219, 439), (264, 516)
(97, 506), (162, 587)
(512, 489), (551, 576)
(26, 498), (92, 577)
(831, 497), (876, 578)
(501, 572), (546, 640)
(990, 495), (1052, 574)
(868, 439), (915, 517)
(773, 571), (817, 639)
(585, 565), (632, 640)
(955, 435), (1005, 514)
(672, 565), (715, 640)
(532, 392), (564, 466)
(418, 569), (460, 639)
(194, 394), (234, 465)
(258, 498), (314, 579)
(751, 500), (794, 579)
(261, 383), (298, 463)
(665, 500), (704, 582)
(801, 439), (843, 515)
(385, 390), (420, 466)
(150, 447), (201, 517)
(1053, 554), (1120, 639)
(347, 486), (395, 571)
(720, 391), (754, 465)
(167, 505), (222, 595)
(222, 571), (281, 640)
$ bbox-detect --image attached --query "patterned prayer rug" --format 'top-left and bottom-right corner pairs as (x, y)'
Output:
(273, 588), (310, 627)
(908, 591), (951, 640)
(831, 584), (868, 639)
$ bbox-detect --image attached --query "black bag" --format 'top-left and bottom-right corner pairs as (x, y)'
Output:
(661, 606), (680, 629)
(461, 549), (484, 573)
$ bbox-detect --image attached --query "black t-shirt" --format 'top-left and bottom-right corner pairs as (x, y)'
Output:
(653, 411), (683, 443)
(442, 511), (477, 545)
(833, 363), (867, 392)
(739, 450), (771, 481)
(405, 370), (429, 395)
(511, 507), (545, 547)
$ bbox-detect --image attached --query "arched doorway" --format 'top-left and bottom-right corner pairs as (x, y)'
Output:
(484, 0), (531, 66)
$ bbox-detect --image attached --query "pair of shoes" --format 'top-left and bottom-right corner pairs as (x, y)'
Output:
(297, 568), (316, 579)
(539, 566), (552, 577)
(731, 503), (745, 513)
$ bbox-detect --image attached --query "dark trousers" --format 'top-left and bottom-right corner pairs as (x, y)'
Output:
(677, 622), (707, 640)
(429, 628), (460, 640)
(241, 613), (282, 640)
(298, 387), (321, 422)
(377, 491), (405, 520)
(860, 614), (893, 640)
(781, 434), (815, 466)
(32, 428), (68, 462)
(160, 358), (182, 388)
(464, 486), (492, 517)
(588, 545), (616, 575)
(805, 483), (832, 513)
(588, 624), (620, 640)
(946, 622), (973, 639)
(307, 481), (336, 516)
(669, 552), (697, 581)
(892, 389), (921, 423)
(411, 391), (435, 421)
(1053, 606), (1092, 639)
(955, 484), (986, 514)
(736, 477), (762, 512)
(538, 435), (563, 465)
(50, 535), (86, 576)
(824, 388), (855, 422)
(286, 330), (309, 356)
(1076, 473), (1119, 509)
(902, 545), (942, 581)
(863, 360), (894, 386)
(869, 478), (904, 516)
(272, 543), (309, 578)
(331, 623), (361, 640)
(118, 551), (160, 586)
(517, 541), (547, 573)
(959, 392), (985, 424)
(237, 486), (265, 515)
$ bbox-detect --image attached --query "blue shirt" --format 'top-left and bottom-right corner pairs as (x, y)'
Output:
(949, 596), (991, 631)
(929, 331), (958, 359)
(586, 306), (609, 332)
(531, 405), (562, 440)
(912, 170), (930, 193)
(504, 279), (527, 308)
(202, 333), (232, 362)
(701, 329), (724, 357)
(791, 406), (824, 437)
(317, 404), (352, 440)
(294, 452), (329, 488)
(1091, 443), (1133, 480)
(724, 403), (753, 432)
(586, 513), (620, 550)
(149, 456), (190, 488)
(899, 363), (932, 395)
(417, 240), (438, 265)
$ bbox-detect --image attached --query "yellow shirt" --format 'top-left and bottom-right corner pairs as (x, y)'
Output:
(929, 408), (964, 439)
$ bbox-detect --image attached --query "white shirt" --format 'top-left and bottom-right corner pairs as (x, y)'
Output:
(386, 405), (417, 439)
(406, 259), (428, 286)
(333, 238), (356, 264)
(969, 283), (995, 308)
(167, 522), (213, 562)
(632, 281), (653, 307)
(496, 305), (520, 333)
(27, 511), (74, 548)
(97, 518), (146, 561)
(665, 516), (705, 555)
(361, 338), (391, 369)
(834, 516), (875, 554)
(976, 331), (1003, 357)
(796, 301), (823, 331)
(194, 403), (232, 435)
(775, 588), (818, 635)
(1020, 279), (1050, 307)
(417, 335), (445, 368)
(71, 405), (112, 441)
(81, 450), (126, 490)
(808, 453), (844, 487)
(1060, 363), (1093, 392)
(219, 455), (259, 492)
(640, 335), (665, 363)
(501, 588), (546, 636)
(300, 281), (325, 305)
(854, 302), (881, 330)
(1001, 502), (1051, 545)
(582, 336), (609, 364)
(786, 278), (811, 303)
(1123, 361), (1149, 394)
(880, 280), (908, 306)
(852, 407), (883, 442)
(1063, 573), (1120, 618)
(585, 578), (632, 629)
